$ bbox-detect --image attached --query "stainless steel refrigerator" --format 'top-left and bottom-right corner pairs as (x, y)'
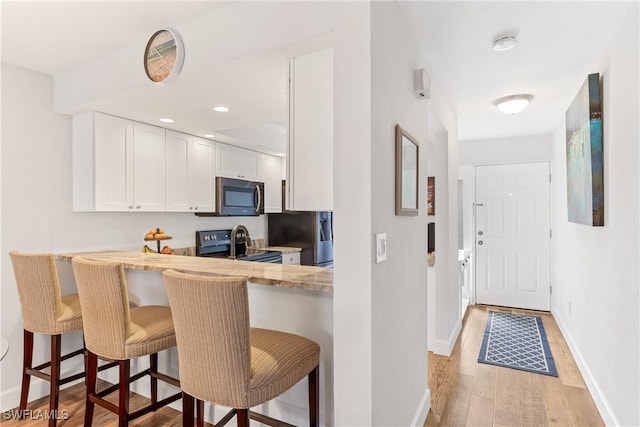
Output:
(267, 211), (333, 267)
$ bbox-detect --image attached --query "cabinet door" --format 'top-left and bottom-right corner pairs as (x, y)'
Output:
(93, 113), (134, 211)
(216, 144), (239, 178)
(189, 137), (215, 212)
(216, 143), (260, 180)
(165, 131), (191, 212)
(133, 123), (166, 211)
(260, 154), (283, 213)
(288, 48), (333, 211)
(236, 149), (260, 181)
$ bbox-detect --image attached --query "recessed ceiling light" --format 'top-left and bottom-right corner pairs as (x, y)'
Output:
(492, 35), (518, 52)
(494, 94), (533, 115)
(213, 106), (230, 113)
(160, 118), (174, 123)
(203, 134), (216, 138)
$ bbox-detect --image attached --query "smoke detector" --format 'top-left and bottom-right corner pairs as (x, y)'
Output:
(492, 35), (518, 52)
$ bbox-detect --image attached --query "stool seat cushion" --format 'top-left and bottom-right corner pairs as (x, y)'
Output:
(54, 294), (83, 333)
(246, 328), (320, 408)
(125, 306), (177, 358)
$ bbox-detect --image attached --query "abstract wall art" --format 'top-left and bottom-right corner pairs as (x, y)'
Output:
(565, 73), (604, 226)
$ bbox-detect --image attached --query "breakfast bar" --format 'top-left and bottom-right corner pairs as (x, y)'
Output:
(54, 251), (334, 426)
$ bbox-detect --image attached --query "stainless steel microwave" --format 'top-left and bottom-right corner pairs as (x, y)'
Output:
(213, 177), (264, 216)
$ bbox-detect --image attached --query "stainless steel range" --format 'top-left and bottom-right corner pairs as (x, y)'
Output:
(195, 229), (282, 263)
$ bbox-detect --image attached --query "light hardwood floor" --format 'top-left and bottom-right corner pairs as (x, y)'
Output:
(425, 305), (604, 427)
(0, 379), (195, 426)
(2, 305), (603, 426)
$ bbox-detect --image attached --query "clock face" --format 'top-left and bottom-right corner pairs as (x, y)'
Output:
(144, 29), (183, 83)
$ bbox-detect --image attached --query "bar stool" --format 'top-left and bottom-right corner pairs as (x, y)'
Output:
(9, 251), (85, 427)
(163, 269), (320, 427)
(71, 257), (181, 426)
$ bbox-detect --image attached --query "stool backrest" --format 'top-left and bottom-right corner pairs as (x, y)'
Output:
(10, 251), (64, 334)
(72, 257), (131, 359)
(163, 269), (251, 406)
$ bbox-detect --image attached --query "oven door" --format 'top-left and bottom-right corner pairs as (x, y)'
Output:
(215, 177), (264, 216)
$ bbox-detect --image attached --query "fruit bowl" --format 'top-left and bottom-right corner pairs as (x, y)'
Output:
(144, 228), (173, 253)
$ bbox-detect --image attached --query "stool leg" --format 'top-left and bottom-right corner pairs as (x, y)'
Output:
(308, 365), (319, 427)
(118, 360), (130, 427)
(48, 334), (61, 427)
(196, 399), (204, 427)
(19, 329), (34, 416)
(236, 408), (249, 427)
(182, 392), (195, 427)
(84, 351), (98, 427)
(150, 353), (158, 406)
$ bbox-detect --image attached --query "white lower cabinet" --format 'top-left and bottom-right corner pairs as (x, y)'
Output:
(260, 154), (283, 213)
(281, 252), (301, 265)
(165, 132), (215, 213)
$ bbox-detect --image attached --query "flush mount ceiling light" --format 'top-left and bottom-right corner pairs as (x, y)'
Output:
(494, 94), (533, 115)
(492, 34), (518, 52)
(203, 134), (216, 138)
(213, 106), (230, 113)
(160, 118), (174, 123)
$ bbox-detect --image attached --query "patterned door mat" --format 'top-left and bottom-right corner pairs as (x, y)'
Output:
(478, 311), (557, 377)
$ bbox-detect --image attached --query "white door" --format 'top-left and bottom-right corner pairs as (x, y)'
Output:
(475, 162), (551, 311)
(260, 154), (283, 213)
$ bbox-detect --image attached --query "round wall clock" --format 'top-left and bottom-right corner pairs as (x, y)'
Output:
(144, 28), (184, 84)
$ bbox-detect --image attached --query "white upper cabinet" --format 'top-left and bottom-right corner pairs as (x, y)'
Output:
(189, 137), (215, 212)
(216, 143), (260, 181)
(163, 131), (216, 213)
(260, 154), (283, 213)
(133, 123), (166, 211)
(74, 112), (135, 211)
(288, 47), (333, 211)
(165, 131), (191, 212)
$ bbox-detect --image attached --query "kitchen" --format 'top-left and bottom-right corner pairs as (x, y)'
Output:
(2, 2), (431, 426)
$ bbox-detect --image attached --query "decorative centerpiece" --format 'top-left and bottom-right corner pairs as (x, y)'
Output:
(143, 228), (174, 254)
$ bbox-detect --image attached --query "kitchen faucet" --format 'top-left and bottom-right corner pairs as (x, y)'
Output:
(229, 224), (251, 259)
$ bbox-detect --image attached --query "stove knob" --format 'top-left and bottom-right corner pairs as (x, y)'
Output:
(204, 236), (210, 241)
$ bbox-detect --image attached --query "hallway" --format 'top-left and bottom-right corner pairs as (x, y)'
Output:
(425, 305), (603, 426)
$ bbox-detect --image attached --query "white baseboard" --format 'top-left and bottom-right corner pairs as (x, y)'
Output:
(410, 388), (431, 426)
(431, 318), (462, 356)
(551, 309), (619, 426)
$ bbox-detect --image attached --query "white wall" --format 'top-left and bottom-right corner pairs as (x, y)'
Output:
(370, 2), (429, 425)
(550, 3), (639, 425)
(0, 62), (266, 408)
(459, 133), (552, 166)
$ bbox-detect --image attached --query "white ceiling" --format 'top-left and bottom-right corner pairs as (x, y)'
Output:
(1, 1), (634, 146)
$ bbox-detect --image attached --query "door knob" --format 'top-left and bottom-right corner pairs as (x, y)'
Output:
(478, 240), (484, 245)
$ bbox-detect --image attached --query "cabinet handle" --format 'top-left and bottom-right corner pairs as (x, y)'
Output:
(136, 205), (141, 209)
(129, 205), (133, 209)
(194, 206), (198, 210)
(189, 207), (193, 210)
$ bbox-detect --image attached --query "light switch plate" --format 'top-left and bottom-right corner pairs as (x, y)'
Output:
(375, 233), (387, 263)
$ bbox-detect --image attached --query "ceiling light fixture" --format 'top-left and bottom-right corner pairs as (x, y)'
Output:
(203, 134), (216, 138)
(492, 34), (518, 52)
(213, 106), (230, 113)
(160, 118), (174, 123)
(494, 94), (533, 115)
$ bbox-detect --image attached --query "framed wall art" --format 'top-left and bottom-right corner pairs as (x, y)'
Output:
(565, 73), (604, 226)
(395, 124), (419, 216)
(427, 176), (435, 215)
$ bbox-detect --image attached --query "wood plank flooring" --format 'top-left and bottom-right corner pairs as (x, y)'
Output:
(0, 379), (197, 426)
(2, 304), (603, 426)
(425, 305), (604, 427)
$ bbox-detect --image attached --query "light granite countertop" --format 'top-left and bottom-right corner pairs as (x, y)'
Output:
(263, 246), (301, 254)
(56, 250), (332, 293)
